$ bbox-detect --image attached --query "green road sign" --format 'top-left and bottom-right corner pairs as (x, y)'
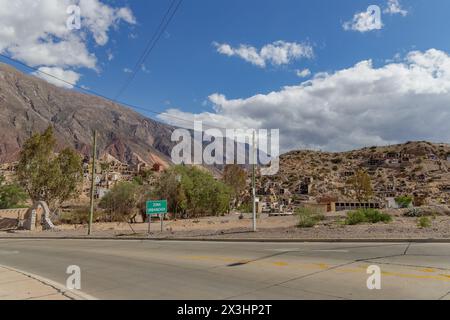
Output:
(146, 200), (168, 215)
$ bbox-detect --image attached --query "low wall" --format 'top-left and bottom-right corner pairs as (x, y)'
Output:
(0, 208), (28, 220)
(0, 209), (28, 230)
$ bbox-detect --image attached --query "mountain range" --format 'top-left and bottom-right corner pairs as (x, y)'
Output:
(0, 63), (175, 166)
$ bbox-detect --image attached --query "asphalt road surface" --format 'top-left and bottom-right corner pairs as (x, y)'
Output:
(0, 239), (449, 300)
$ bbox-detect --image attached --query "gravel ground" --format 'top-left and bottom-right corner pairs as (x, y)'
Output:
(1, 212), (450, 240)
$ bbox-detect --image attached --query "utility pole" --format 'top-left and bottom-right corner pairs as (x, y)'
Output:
(252, 130), (257, 232)
(88, 130), (97, 236)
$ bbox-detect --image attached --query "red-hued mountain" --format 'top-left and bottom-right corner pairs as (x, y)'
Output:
(0, 63), (175, 166)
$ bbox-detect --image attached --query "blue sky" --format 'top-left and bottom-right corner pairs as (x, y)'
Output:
(1, 0), (450, 151)
(79, 0), (450, 115)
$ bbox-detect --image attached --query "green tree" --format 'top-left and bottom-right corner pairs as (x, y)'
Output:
(349, 170), (373, 202)
(99, 181), (140, 221)
(16, 126), (83, 209)
(153, 166), (232, 218)
(0, 175), (27, 209)
(222, 164), (247, 201)
(153, 168), (187, 219)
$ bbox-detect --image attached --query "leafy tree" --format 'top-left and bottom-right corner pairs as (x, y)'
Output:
(99, 181), (140, 221)
(349, 170), (373, 202)
(222, 164), (247, 202)
(153, 168), (187, 219)
(0, 175), (27, 209)
(209, 180), (233, 215)
(153, 166), (232, 218)
(16, 126), (83, 209)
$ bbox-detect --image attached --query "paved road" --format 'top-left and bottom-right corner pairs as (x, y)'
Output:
(0, 239), (449, 300)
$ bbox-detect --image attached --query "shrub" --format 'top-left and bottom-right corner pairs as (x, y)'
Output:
(417, 216), (432, 228)
(58, 206), (104, 225)
(364, 209), (392, 223)
(237, 202), (252, 213)
(296, 207), (325, 228)
(99, 181), (141, 220)
(395, 196), (413, 208)
(404, 208), (423, 217)
(345, 210), (367, 225)
(345, 209), (392, 225)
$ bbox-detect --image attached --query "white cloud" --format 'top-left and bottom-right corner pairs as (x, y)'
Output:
(0, 0), (136, 86)
(296, 69), (311, 78)
(33, 67), (81, 89)
(214, 41), (314, 68)
(107, 51), (114, 61)
(159, 49), (450, 153)
(123, 68), (132, 73)
(141, 64), (150, 74)
(384, 0), (408, 16)
(78, 0), (136, 46)
(343, 5), (383, 32)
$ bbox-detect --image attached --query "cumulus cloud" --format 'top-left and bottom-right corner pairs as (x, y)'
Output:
(296, 69), (311, 78)
(0, 0), (136, 87)
(78, 0), (136, 46)
(384, 0), (408, 16)
(159, 49), (450, 153)
(344, 1), (408, 33)
(343, 5), (383, 32)
(213, 41), (314, 68)
(33, 67), (81, 89)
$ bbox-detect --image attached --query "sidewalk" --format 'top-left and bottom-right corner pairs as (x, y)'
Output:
(0, 266), (74, 300)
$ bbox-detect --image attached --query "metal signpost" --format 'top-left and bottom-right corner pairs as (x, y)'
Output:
(146, 200), (168, 234)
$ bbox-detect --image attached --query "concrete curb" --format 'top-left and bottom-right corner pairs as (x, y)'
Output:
(1, 236), (450, 243)
(0, 264), (97, 300)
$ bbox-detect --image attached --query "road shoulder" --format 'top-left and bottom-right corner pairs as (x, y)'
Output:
(0, 265), (95, 300)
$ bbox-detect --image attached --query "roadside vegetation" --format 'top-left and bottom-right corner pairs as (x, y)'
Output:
(6, 126), (236, 225)
(417, 216), (432, 228)
(0, 174), (27, 209)
(16, 126), (83, 211)
(92, 165), (234, 223)
(99, 181), (141, 222)
(222, 164), (247, 206)
(296, 207), (325, 228)
(153, 165), (233, 219)
(345, 209), (392, 225)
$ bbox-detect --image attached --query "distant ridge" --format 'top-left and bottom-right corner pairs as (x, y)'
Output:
(0, 63), (175, 166)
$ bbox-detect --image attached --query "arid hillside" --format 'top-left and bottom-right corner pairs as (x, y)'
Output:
(0, 63), (175, 166)
(259, 141), (450, 205)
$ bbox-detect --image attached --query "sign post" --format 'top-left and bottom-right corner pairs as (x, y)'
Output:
(146, 200), (168, 235)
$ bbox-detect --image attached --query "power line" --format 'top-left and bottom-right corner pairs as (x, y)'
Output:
(114, 0), (178, 100)
(0, 52), (229, 131)
(114, 0), (184, 101)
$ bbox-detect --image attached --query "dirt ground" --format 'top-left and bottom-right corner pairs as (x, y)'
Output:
(2, 211), (450, 240)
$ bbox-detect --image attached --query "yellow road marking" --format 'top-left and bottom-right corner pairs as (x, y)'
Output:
(272, 262), (288, 267)
(180, 255), (450, 282)
(420, 268), (436, 273)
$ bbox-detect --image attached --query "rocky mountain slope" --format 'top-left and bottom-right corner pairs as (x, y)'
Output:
(260, 141), (450, 205)
(0, 63), (175, 166)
